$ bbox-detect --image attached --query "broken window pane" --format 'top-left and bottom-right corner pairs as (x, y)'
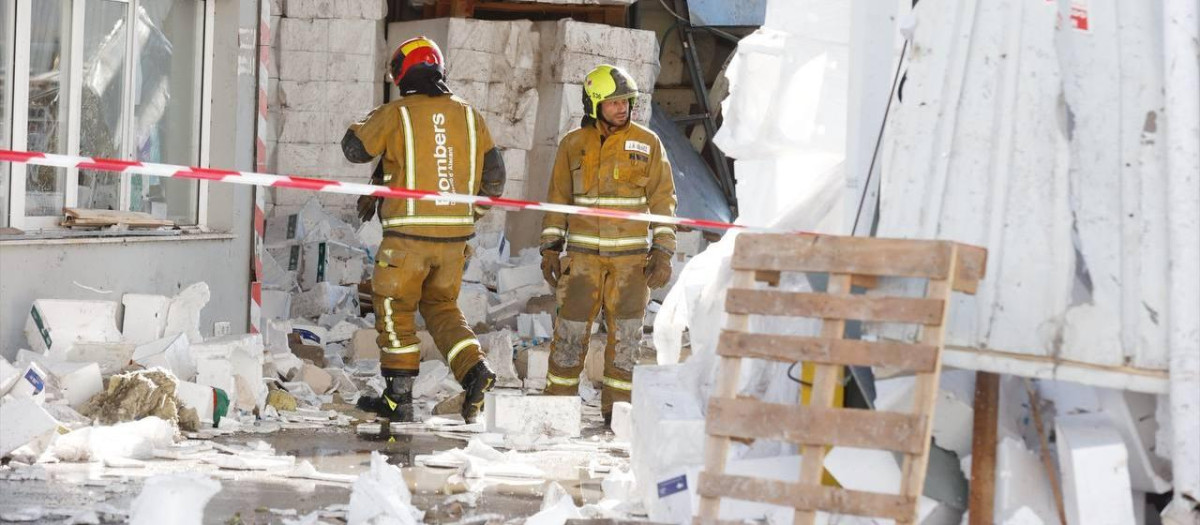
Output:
(1, 2), (13, 226)
(26, 0), (72, 217)
(77, 0), (129, 212)
(129, 0), (203, 225)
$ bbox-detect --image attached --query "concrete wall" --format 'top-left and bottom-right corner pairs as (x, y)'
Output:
(0, 236), (247, 361)
(0, 0), (258, 360)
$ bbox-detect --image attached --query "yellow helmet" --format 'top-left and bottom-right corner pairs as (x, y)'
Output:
(582, 64), (638, 120)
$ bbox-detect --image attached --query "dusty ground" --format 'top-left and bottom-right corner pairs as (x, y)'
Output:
(0, 403), (624, 524)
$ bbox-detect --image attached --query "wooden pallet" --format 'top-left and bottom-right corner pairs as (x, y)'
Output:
(424, 0), (627, 25)
(695, 233), (987, 524)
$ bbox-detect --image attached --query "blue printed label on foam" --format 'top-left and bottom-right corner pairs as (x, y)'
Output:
(657, 475), (688, 498)
(293, 328), (321, 345)
(24, 369), (45, 394)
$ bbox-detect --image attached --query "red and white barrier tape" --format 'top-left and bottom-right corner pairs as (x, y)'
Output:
(0, 149), (774, 234)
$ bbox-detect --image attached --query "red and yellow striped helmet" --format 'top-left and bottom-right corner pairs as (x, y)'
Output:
(388, 36), (445, 86)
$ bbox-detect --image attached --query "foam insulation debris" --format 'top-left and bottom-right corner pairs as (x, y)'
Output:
(4, 0), (1194, 521)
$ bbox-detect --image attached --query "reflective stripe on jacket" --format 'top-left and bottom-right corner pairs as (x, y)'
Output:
(350, 94), (495, 239)
(540, 120), (677, 256)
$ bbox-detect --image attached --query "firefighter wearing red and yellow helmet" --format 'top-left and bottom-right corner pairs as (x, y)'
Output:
(342, 36), (505, 424)
(539, 64), (677, 424)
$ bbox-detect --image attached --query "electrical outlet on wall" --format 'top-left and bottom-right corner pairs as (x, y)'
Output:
(214, 321), (232, 337)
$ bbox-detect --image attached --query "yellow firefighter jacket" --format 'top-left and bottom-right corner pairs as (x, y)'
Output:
(540, 120), (677, 256)
(350, 94), (495, 240)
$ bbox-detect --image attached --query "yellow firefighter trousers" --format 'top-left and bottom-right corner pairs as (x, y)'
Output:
(545, 252), (649, 415)
(371, 236), (484, 381)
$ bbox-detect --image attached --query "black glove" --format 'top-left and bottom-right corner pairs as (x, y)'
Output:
(357, 195), (379, 223)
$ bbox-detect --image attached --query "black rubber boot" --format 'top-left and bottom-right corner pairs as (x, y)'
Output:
(356, 372), (415, 423)
(460, 361), (496, 424)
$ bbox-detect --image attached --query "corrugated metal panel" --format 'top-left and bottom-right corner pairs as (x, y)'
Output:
(879, 0), (1173, 381)
(650, 103), (732, 225)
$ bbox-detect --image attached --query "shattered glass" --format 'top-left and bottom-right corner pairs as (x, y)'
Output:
(128, 0), (203, 224)
(76, 0), (127, 212)
(77, 0), (203, 224)
(24, 0), (71, 217)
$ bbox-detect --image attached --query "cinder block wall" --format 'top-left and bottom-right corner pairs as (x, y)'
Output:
(266, 0), (388, 223)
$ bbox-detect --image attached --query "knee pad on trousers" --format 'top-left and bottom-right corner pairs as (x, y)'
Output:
(550, 319), (590, 369)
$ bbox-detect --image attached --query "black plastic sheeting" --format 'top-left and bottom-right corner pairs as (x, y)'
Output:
(649, 104), (733, 226)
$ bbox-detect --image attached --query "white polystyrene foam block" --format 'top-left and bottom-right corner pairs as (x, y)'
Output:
(480, 330), (521, 388)
(610, 401), (632, 442)
(632, 364), (706, 522)
(24, 299), (123, 355)
(64, 342), (136, 376)
(44, 361), (103, 409)
(523, 348), (549, 391)
(0, 397), (61, 457)
(175, 381), (215, 427)
(192, 334), (266, 411)
(164, 283), (210, 345)
(996, 437), (1058, 523)
(121, 294), (171, 345)
(497, 265), (544, 294)
(518, 313), (553, 340)
(1056, 415), (1137, 525)
(129, 472), (222, 525)
(0, 358), (19, 396)
(484, 391), (581, 438)
(132, 333), (194, 382)
(457, 284), (492, 329)
(291, 323), (327, 347)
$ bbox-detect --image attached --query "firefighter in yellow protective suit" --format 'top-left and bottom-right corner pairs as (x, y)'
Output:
(342, 36), (505, 423)
(539, 65), (677, 424)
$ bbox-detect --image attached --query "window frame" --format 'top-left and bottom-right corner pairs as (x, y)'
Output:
(4, 0), (213, 231)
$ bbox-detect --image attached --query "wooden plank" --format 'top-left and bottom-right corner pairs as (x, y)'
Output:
(602, 5), (625, 25)
(851, 274), (879, 289)
(754, 269), (780, 286)
(795, 272), (851, 525)
(692, 519), (752, 525)
(725, 289), (944, 325)
(717, 331), (938, 372)
(473, 1), (626, 17)
(732, 233), (955, 279)
(697, 472), (916, 522)
(62, 208), (174, 228)
(953, 243), (988, 294)
(1025, 379), (1067, 525)
(897, 245), (958, 525)
(696, 269), (755, 518)
(705, 397), (927, 454)
(942, 344), (1169, 395)
(731, 234), (988, 287)
(449, 0), (473, 17)
(967, 372), (1000, 525)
